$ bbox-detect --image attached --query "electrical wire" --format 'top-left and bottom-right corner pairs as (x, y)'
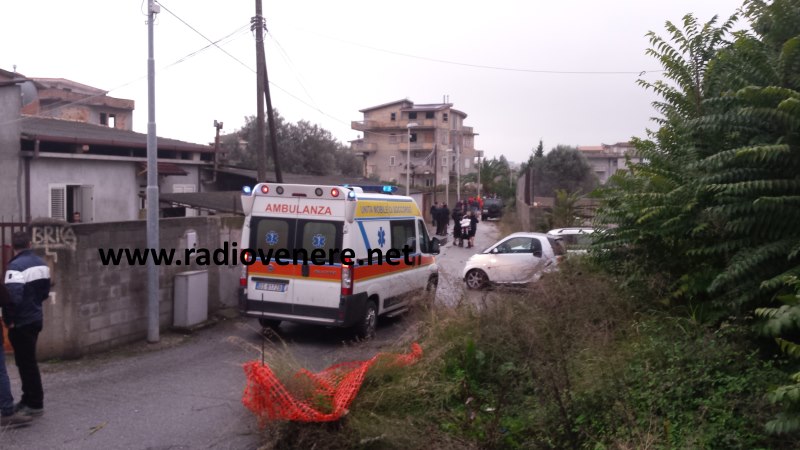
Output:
(290, 26), (666, 76)
(155, 0), (254, 73)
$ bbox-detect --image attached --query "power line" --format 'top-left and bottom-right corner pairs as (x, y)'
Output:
(155, 0), (254, 73)
(293, 26), (665, 75)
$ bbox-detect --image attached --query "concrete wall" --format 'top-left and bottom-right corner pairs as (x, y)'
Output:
(29, 158), (140, 222)
(31, 215), (243, 359)
(0, 85), (24, 220)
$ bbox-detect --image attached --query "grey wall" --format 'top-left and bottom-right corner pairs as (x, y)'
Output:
(30, 159), (140, 222)
(0, 85), (23, 220)
(32, 215), (243, 359)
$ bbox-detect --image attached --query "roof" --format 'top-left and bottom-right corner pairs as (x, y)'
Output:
(32, 78), (106, 96)
(401, 103), (451, 112)
(20, 116), (213, 152)
(359, 99), (413, 113)
(213, 166), (377, 185)
(577, 145), (604, 152)
(139, 162), (189, 176)
(159, 191), (244, 214)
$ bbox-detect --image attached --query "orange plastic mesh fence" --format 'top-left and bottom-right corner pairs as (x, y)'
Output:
(242, 343), (422, 423)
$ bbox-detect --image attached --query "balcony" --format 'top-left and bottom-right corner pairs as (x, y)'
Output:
(399, 142), (436, 152)
(351, 141), (378, 153)
(351, 120), (408, 131)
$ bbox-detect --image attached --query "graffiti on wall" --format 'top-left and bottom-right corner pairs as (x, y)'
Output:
(31, 224), (77, 255)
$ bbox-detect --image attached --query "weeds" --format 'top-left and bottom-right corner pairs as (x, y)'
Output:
(257, 259), (798, 449)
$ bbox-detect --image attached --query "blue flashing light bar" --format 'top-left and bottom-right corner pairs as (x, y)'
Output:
(242, 186), (253, 195)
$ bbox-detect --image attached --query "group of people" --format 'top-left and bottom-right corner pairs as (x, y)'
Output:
(430, 200), (479, 248)
(1, 231), (50, 429)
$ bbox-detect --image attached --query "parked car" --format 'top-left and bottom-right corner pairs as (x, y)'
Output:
(481, 198), (504, 220)
(462, 232), (563, 289)
(546, 227), (596, 254)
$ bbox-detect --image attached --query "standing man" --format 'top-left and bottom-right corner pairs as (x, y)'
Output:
(4, 231), (50, 418)
(0, 284), (32, 428)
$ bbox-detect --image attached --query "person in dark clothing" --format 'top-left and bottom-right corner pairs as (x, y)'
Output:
(467, 211), (479, 248)
(429, 202), (439, 228)
(451, 206), (464, 246)
(0, 284), (33, 428)
(4, 231), (51, 418)
(437, 203), (450, 235)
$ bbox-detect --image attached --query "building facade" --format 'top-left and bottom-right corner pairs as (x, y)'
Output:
(0, 69), (214, 223)
(351, 99), (479, 189)
(577, 142), (641, 184)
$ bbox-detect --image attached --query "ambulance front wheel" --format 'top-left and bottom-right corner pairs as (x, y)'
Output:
(259, 318), (281, 330)
(356, 300), (377, 340)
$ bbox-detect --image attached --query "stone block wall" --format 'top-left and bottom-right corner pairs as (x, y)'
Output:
(30, 215), (243, 359)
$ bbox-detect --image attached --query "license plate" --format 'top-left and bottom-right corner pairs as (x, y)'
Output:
(255, 282), (287, 292)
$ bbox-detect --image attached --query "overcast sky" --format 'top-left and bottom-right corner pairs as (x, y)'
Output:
(3, 0), (742, 164)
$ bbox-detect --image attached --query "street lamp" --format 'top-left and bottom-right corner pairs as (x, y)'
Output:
(406, 122), (418, 196)
(445, 148), (453, 205)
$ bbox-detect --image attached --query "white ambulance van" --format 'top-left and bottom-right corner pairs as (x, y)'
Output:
(238, 183), (440, 338)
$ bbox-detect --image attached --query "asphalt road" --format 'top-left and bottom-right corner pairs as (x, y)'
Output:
(1, 220), (502, 449)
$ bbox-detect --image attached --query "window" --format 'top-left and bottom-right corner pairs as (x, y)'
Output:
(424, 179), (433, 187)
(389, 156), (396, 166)
(442, 156), (448, 165)
(443, 113), (448, 122)
(497, 237), (541, 254)
(408, 112), (417, 119)
(409, 133), (417, 143)
(173, 184), (196, 193)
(418, 219), (431, 253)
(391, 220), (416, 253)
(390, 112), (396, 121)
(425, 111), (434, 119)
(300, 221), (340, 256)
(49, 185), (66, 220)
(100, 113), (116, 127)
(464, 158), (471, 169)
(50, 184), (94, 222)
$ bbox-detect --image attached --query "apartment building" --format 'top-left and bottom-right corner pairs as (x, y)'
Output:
(577, 142), (641, 184)
(351, 99), (479, 189)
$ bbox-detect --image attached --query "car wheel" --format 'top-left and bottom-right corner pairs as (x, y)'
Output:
(355, 300), (377, 340)
(465, 269), (488, 290)
(258, 318), (280, 329)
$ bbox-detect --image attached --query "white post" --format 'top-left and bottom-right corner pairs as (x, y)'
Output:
(406, 122), (418, 196)
(456, 144), (461, 202)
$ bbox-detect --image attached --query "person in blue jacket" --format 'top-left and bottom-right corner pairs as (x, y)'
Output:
(0, 283), (33, 428)
(4, 231), (50, 418)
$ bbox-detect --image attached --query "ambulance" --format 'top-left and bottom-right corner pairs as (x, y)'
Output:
(238, 183), (440, 338)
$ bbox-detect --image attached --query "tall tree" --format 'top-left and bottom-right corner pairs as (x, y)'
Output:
(220, 112), (361, 177)
(534, 139), (544, 158)
(532, 145), (597, 197)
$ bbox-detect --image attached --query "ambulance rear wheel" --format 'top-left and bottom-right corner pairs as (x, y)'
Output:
(356, 300), (377, 340)
(259, 318), (281, 330)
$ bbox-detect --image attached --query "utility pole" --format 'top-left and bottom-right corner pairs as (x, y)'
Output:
(252, 0), (267, 182)
(260, 46), (282, 183)
(253, 2), (282, 182)
(146, 0), (160, 343)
